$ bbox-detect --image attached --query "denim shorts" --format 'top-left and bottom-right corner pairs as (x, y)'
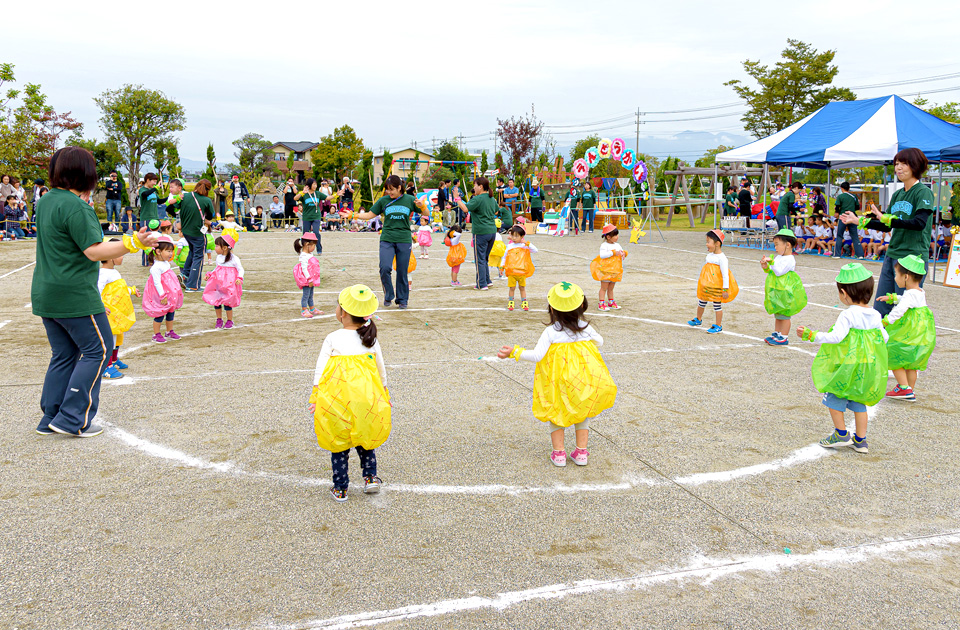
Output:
(774, 314), (791, 321)
(822, 393), (866, 413)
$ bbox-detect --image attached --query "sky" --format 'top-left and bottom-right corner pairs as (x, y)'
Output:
(6, 0), (960, 168)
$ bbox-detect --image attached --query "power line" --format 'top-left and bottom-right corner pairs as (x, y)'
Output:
(852, 71), (960, 90)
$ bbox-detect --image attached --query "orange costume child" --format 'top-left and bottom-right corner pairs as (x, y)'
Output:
(689, 229), (738, 334)
(445, 226), (466, 286)
(503, 225), (537, 311)
(591, 224), (628, 310)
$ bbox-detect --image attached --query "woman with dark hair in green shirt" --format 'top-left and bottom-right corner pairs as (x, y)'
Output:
(356, 175), (418, 308)
(456, 176), (498, 289)
(33, 146), (157, 438)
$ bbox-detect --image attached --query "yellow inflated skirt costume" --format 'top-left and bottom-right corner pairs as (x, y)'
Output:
(101, 278), (136, 340)
(533, 341), (617, 427)
(311, 285), (391, 452)
(392, 254), (417, 273)
(489, 238), (506, 268)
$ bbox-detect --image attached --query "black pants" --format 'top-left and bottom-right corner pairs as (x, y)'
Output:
(530, 207), (543, 223)
(331, 446), (377, 490)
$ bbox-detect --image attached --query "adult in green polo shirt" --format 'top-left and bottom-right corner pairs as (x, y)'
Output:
(357, 174), (417, 308)
(776, 181), (803, 231)
(529, 178), (545, 223)
(456, 176), (498, 289)
(167, 179), (215, 290)
(723, 186), (738, 216)
(137, 172), (170, 227)
(295, 178), (328, 247)
(833, 181), (863, 258)
(839, 148), (935, 316)
(579, 181), (599, 233)
(32, 146), (157, 438)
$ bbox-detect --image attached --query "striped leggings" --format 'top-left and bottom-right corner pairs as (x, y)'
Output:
(698, 299), (722, 311)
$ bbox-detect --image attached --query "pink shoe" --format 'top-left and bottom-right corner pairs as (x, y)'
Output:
(550, 450), (567, 467)
(215, 318), (223, 329)
(570, 448), (589, 466)
(152, 333), (166, 343)
(165, 330), (181, 340)
(451, 281), (462, 286)
(310, 308), (323, 316)
(302, 308), (313, 318)
(224, 321), (234, 329)
(598, 300), (608, 311)
(608, 300), (620, 310)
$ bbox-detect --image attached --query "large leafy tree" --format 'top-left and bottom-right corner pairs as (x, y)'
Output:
(380, 148), (393, 184)
(232, 132), (272, 173)
(913, 97), (960, 124)
(65, 134), (123, 184)
(496, 106), (543, 179)
(725, 39), (855, 138)
(310, 124), (364, 181)
(94, 84), (185, 194)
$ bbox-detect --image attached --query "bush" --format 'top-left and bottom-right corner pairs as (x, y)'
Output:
(420, 165), (456, 190)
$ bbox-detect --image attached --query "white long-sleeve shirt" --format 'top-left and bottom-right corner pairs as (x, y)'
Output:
(769, 254), (795, 277)
(216, 253), (244, 278)
(149, 261), (171, 296)
(599, 242), (624, 259)
(811, 305), (888, 345)
(298, 251), (316, 278)
(886, 288), (926, 325)
(97, 268), (121, 295)
(705, 252), (729, 288)
(313, 328), (387, 387)
(519, 322), (603, 363)
(448, 231), (462, 247)
(505, 241), (538, 255)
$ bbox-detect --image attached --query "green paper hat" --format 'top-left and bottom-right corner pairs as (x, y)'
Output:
(897, 254), (927, 276)
(836, 263), (872, 284)
(547, 281), (585, 312)
(148, 219), (160, 230)
(774, 228), (795, 239)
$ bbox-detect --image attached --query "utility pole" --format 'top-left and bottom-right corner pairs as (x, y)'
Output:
(635, 108), (643, 156)
(458, 133), (464, 151)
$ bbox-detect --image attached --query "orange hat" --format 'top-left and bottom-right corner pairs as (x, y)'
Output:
(710, 229), (725, 242)
(159, 220), (172, 228)
(602, 224), (617, 235)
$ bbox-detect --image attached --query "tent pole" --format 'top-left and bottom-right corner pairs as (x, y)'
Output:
(714, 161), (719, 229)
(933, 162), (943, 282)
(827, 167), (832, 213)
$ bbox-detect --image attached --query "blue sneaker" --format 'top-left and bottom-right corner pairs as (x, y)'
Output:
(688, 318), (702, 327)
(819, 430), (853, 449)
(113, 359), (129, 370)
(851, 436), (869, 453)
(766, 333), (789, 346)
(706, 324), (723, 334)
(102, 365), (123, 379)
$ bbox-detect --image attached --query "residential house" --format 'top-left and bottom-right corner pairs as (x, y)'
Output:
(372, 148), (437, 185)
(269, 141), (319, 182)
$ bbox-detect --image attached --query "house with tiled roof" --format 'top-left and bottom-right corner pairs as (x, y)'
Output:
(269, 141), (319, 182)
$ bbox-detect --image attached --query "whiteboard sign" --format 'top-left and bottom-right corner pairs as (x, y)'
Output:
(944, 237), (960, 288)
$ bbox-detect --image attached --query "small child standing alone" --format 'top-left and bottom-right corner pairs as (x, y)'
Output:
(797, 263), (888, 453)
(689, 229), (738, 334)
(309, 285), (390, 502)
(202, 234), (244, 329)
(445, 225), (466, 286)
(761, 228), (808, 346)
(503, 225), (537, 311)
(497, 282), (617, 467)
(879, 254), (936, 402)
(294, 233), (323, 318)
(591, 224), (627, 311)
(416, 215), (433, 258)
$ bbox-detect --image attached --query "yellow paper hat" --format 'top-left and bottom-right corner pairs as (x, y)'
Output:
(547, 281), (585, 312)
(338, 284), (379, 318)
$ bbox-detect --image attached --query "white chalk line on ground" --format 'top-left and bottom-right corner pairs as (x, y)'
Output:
(244, 286), (454, 295)
(258, 531), (960, 630)
(0, 261), (35, 279)
(0, 319), (9, 329)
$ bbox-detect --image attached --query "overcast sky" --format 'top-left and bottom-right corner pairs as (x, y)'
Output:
(6, 0), (960, 166)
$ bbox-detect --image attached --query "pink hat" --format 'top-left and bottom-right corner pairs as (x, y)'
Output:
(155, 235), (174, 245)
(221, 233), (236, 248)
(301, 232), (318, 241)
(710, 228), (725, 242)
(601, 223), (617, 235)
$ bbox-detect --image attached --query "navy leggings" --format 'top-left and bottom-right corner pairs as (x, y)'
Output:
(331, 446), (377, 490)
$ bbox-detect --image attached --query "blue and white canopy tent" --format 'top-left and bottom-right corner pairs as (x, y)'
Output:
(714, 96), (960, 274)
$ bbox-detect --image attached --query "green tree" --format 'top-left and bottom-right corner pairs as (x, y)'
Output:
(167, 143), (181, 180)
(310, 124), (364, 181)
(480, 150), (489, 173)
(381, 148), (393, 183)
(695, 146), (734, 168)
(420, 165), (457, 189)
(232, 132), (272, 172)
(201, 143), (217, 182)
(913, 96), (960, 124)
(564, 135), (601, 170)
(66, 134), (123, 185)
(725, 39), (855, 138)
(286, 151), (295, 177)
(94, 84), (186, 195)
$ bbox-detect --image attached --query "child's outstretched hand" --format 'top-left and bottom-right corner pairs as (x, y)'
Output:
(496, 345), (515, 359)
(796, 326), (806, 339)
(877, 295), (891, 302)
(133, 288), (140, 297)
(235, 279), (242, 286)
(104, 306), (111, 314)
(761, 255), (770, 264)
(308, 403), (315, 413)
(721, 290), (729, 300)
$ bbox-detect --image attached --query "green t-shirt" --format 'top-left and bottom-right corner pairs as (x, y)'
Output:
(370, 194), (416, 243)
(580, 190), (598, 210)
(835, 191), (859, 215)
(300, 191), (328, 221)
(564, 190), (580, 207)
(138, 186), (162, 224)
(465, 193), (498, 235)
(497, 205), (513, 227)
(886, 183), (936, 261)
(529, 187), (544, 209)
(31, 188), (106, 318)
(176, 192), (215, 238)
(724, 193), (737, 211)
(778, 191), (795, 216)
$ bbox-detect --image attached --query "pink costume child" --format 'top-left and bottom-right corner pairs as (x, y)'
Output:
(142, 235), (184, 343)
(294, 232), (323, 318)
(416, 215), (433, 258)
(203, 233), (244, 329)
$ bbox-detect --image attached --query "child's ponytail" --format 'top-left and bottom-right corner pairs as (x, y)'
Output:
(294, 238), (303, 254)
(357, 318), (378, 348)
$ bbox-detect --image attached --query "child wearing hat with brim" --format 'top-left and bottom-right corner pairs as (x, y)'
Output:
(797, 263), (888, 453)
(591, 224), (628, 311)
(309, 284), (390, 502)
(689, 229), (738, 334)
(760, 228), (808, 346)
(497, 282), (617, 467)
(878, 254), (936, 402)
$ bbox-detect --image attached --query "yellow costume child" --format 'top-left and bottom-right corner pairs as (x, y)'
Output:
(309, 285), (391, 502)
(393, 253), (417, 289)
(497, 282), (617, 467)
(98, 238), (138, 379)
(489, 232), (506, 279)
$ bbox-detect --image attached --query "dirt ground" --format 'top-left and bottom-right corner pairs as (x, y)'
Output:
(1, 227), (958, 630)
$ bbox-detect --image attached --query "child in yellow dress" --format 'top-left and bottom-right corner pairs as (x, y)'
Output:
(497, 282), (617, 467)
(98, 238), (138, 379)
(503, 225), (537, 311)
(308, 284), (391, 502)
(688, 229), (738, 334)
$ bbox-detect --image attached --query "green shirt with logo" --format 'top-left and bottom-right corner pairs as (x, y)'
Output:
(580, 190), (598, 210)
(466, 192), (498, 235)
(370, 194), (416, 243)
(31, 188), (106, 318)
(885, 183), (936, 261)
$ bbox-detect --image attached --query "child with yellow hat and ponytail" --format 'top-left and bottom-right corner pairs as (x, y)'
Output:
(309, 284), (391, 502)
(497, 282), (617, 467)
(796, 263), (888, 454)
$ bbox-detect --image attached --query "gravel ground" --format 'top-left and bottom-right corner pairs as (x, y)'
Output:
(0, 228), (958, 630)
